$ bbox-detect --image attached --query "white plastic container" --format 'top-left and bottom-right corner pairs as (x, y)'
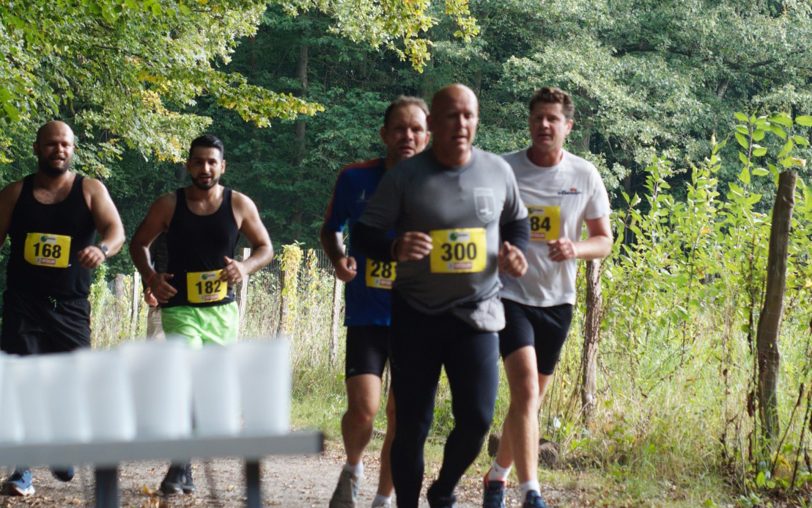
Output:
(40, 352), (91, 443)
(121, 339), (192, 439)
(234, 338), (291, 435)
(77, 349), (137, 442)
(13, 356), (51, 443)
(190, 344), (241, 436)
(0, 353), (24, 444)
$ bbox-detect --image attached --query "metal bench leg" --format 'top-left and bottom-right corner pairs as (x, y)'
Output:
(245, 460), (261, 508)
(95, 466), (119, 508)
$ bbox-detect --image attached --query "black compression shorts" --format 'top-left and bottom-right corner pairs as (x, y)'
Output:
(345, 325), (390, 378)
(499, 299), (573, 375)
(1, 289), (91, 355)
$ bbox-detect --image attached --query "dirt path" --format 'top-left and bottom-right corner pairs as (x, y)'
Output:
(0, 441), (577, 507)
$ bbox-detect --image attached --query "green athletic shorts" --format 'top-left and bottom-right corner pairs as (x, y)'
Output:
(160, 302), (239, 347)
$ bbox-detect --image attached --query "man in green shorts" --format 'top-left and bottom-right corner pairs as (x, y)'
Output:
(130, 134), (273, 494)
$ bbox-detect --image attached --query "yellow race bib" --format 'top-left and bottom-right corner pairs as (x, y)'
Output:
(365, 259), (396, 289)
(187, 270), (227, 304)
(24, 232), (71, 268)
(528, 205), (561, 241)
(430, 228), (486, 273)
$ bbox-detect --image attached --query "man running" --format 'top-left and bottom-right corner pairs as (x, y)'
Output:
(353, 84), (529, 508)
(0, 120), (125, 496)
(322, 96), (430, 508)
(129, 134), (273, 495)
(482, 87), (612, 508)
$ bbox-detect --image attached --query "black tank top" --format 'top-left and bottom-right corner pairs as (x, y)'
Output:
(7, 174), (95, 299)
(164, 187), (240, 308)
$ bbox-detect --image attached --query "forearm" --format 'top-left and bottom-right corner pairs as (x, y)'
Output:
(98, 223), (126, 256)
(574, 235), (612, 260)
(352, 222), (395, 262)
(240, 244), (274, 275)
(501, 217), (530, 252)
(319, 227), (347, 266)
(129, 243), (156, 281)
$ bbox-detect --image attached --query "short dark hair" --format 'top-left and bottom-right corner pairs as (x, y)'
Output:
(529, 87), (574, 120)
(188, 134), (225, 159)
(383, 96), (429, 127)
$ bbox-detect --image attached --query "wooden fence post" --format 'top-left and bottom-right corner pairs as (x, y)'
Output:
(238, 247), (251, 333)
(330, 276), (342, 367)
(580, 259), (603, 425)
(130, 271), (141, 337)
(756, 170), (796, 445)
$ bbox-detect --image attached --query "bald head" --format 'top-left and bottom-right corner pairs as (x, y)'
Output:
(36, 121), (74, 145)
(34, 121), (76, 176)
(430, 84), (478, 116)
(428, 84), (479, 167)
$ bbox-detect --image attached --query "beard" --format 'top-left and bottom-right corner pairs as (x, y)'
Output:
(38, 157), (71, 176)
(192, 175), (219, 190)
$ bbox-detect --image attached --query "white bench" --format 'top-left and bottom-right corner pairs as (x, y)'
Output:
(0, 430), (323, 507)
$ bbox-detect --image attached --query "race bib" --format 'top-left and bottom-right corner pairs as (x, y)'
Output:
(430, 228), (486, 273)
(365, 259), (396, 289)
(528, 205), (561, 241)
(187, 270), (227, 304)
(24, 232), (71, 268)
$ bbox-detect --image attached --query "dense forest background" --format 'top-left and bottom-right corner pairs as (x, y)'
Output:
(1, 1), (812, 506)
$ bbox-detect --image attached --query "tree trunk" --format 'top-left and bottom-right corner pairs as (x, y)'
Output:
(756, 170), (796, 445)
(580, 259), (602, 424)
(330, 275), (342, 367)
(294, 44), (308, 165)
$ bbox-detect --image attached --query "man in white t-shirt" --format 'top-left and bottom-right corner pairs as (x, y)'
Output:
(482, 87), (613, 508)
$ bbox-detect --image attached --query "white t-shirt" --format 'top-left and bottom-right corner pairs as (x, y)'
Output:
(500, 148), (611, 307)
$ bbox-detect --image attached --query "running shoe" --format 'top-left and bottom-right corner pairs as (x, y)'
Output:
(522, 490), (549, 508)
(50, 466), (75, 482)
(182, 462), (195, 494)
(482, 478), (506, 508)
(426, 483), (457, 508)
(159, 464), (187, 496)
(371, 498), (392, 508)
(328, 469), (360, 508)
(1, 469), (35, 497)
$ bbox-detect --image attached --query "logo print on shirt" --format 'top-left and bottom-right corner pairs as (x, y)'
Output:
(558, 187), (581, 196)
(358, 189), (367, 203)
(474, 188), (496, 223)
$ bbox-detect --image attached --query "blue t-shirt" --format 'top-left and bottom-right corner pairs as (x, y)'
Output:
(323, 158), (393, 327)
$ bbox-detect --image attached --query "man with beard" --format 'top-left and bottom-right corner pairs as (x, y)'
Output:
(0, 120), (125, 496)
(322, 96), (430, 508)
(129, 134), (273, 495)
(353, 84), (530, 508)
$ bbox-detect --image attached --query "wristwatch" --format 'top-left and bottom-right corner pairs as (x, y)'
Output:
(97, 243), (109, 260)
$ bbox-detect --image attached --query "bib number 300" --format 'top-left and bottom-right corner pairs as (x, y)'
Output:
(430, 228), (486, 273)
(187, 270), (227, 304)
(24, 232), (71, 268)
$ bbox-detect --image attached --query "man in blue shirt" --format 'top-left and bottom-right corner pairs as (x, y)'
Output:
(321, 96), (430, 508)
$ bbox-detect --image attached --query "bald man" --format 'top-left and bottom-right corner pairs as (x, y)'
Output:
(0, 121), (125, 497)
(353, 85), (530, 508)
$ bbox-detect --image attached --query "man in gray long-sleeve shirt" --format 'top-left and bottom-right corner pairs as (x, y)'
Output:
(353, 84), (530, 508)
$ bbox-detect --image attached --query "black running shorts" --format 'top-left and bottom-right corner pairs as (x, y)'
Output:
(345, 325), (390, 378)
(1, 289), (91, 355)
(499, 299), (573, 375)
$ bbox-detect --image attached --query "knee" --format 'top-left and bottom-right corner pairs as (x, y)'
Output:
(509, 379), (539, 412)
(345, 404), (377, 428)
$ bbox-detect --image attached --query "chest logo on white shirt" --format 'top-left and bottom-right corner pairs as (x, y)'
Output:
(474, 188), (496, 223)
(558, 187), (581, 196)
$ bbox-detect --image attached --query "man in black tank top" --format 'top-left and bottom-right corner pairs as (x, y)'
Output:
(130, 134), (274, 496)
(0, 120), (125, 497)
